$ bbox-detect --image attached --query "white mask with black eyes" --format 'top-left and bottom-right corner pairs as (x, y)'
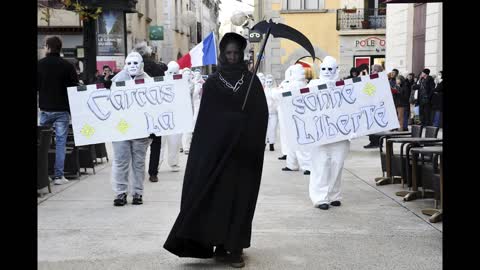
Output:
(320, 56), (338, 81)
(125, 52), (143, 76)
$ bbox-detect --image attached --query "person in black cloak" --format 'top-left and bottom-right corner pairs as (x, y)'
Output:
(163, 32), (268, 268)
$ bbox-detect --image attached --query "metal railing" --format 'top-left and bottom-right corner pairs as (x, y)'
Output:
(336, 8), (386, 31)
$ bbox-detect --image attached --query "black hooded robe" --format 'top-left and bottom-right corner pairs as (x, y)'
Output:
(163, 69), (268, 258)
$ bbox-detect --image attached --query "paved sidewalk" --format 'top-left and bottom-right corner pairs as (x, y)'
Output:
(38, 135), (442, 270)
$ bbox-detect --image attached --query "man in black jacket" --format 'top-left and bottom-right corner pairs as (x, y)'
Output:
(37, 36), (79, 185)
(133, 42), (168, 183)
(413, 68), (436, 126)
(96, 65), (115, 88)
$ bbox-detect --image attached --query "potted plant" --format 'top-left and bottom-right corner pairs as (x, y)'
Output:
(343, 5), (357, 13)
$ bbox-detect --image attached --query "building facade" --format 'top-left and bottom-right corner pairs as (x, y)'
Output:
(154, 0), (220, 64)
(254, 0), (342, 82)
(37, 1), (83, 65)
(337, 0), (387, 78)
(38, 0), (220, 73)
(385, 2), (442, 77)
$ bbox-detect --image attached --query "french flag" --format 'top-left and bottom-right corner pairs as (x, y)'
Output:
(178, 32), (217, 69)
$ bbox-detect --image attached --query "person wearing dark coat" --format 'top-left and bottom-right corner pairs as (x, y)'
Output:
(163, 32), (268, 268)
(38, 36), (79, 185)
(412, 68), (436, 126)
(405, 73), (415, 94)
(405, 73), (415, 124)
(394, 75), (411, 131)
(345, 67), (358, 79)
(133, 42), (169, 183)
(144, 57), (168, 182)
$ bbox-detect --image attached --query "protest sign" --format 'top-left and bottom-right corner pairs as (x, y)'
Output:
(279, 71), (399, 150)
(67, 75), (193, 146)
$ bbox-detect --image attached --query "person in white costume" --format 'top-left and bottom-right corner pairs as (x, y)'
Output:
(271, 67), (293, 160)
(264, 74), (278, 151)
(180, 68), (194, 154)
(280, 64), (312, 175)
(159, 61), (183, 172)
(191, 68), (205, 126)
(307, 56), (351, 210)
(110, 51), (152, 206)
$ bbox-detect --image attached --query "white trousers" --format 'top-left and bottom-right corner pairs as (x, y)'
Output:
(286, 149), (311, 171)
(277, 108), (289, 156)
(309, 140), (350, 206)
(159, 134), (182, 168)
(266, 113), (278, 144)
(111, 138), (151, 196)
(182, 132), (192, 152)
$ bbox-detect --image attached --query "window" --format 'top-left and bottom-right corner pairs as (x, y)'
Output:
(197, 22), (202, 43)
(305, 0), (320, 9)
(365, 0), (386, 9)
(283, 0), (325, 10)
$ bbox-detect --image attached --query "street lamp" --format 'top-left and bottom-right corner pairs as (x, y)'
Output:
(182, 10), (197, 27)
(230, 10), (256, 70)
(231, 10), (253, 28)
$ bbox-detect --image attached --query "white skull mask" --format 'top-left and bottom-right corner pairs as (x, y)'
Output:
(166, 61), (180, 76)
(265, 74), (274, 87)
(291, 64), (306, 82)
(265, 78), (273, 87)
(320, 56), (338, 81)
(193, 70), (202, 81)
(181, 68), (193, 81)
(125, 52), (143, 76)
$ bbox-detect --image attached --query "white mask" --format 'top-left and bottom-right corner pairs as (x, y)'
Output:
(193, 70), (202, 81)
(124, 52), (143, 76)
(291, 64), (305, 82)
(319, 56), (338, 81)
(166, 61), (180, 76)
(265, 74), (275, 87)
(265, 79), (273, 87)
(181, 68), (192, 81)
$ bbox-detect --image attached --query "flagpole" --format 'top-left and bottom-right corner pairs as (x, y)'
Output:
(242, 26), (271, 111)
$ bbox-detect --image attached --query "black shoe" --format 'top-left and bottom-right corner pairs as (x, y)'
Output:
(228, 251), (245, 268)
(363, 144), (379, 149)
(278, 155), (287, 160)
(132, 194), (143, 205)
(113, 193), (127, 206)
(269, 144), (275, 151)
(330, 201), (341, 207)
(149, 175), (158, 182)
(282, 167), (296, 171)
(214, 245), (228, 261)
(303, 170), (310, 175)
(318, 203), (329, 210)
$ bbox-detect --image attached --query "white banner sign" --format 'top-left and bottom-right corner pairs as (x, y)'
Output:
(67, 75), (193, 146)
(280, 71), (399, 150)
